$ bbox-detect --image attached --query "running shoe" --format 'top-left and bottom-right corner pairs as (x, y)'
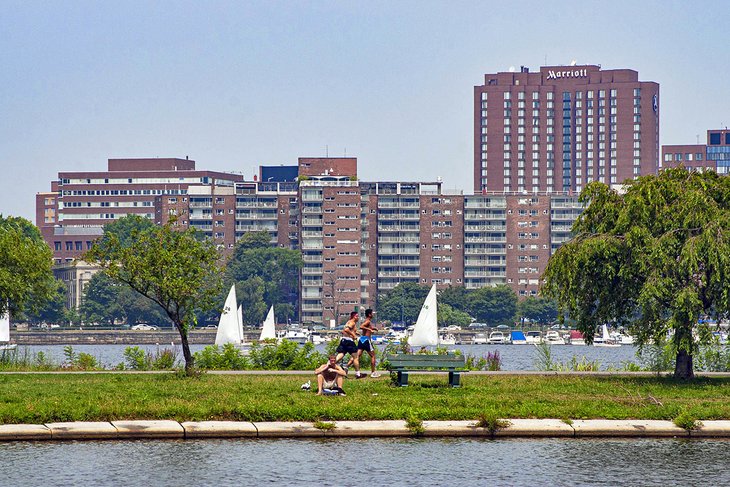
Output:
(370, 372), (381, 378)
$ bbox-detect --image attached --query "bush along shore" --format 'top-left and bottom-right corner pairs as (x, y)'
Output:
(3, 338), (730, 374)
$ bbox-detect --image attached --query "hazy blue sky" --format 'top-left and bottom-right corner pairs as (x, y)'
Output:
(2, 0), (728, 221)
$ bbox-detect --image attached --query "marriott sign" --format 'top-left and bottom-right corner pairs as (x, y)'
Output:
(545, 68), (588, 80)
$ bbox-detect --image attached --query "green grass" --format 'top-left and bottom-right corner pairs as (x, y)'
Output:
(1, 373), (730, 424)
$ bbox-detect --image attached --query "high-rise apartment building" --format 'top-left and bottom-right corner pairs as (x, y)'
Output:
(37, 155), (583, 323)
(474, 65), (659, 194)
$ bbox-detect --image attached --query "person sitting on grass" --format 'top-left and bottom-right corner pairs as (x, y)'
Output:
(314, 355), (347, 396)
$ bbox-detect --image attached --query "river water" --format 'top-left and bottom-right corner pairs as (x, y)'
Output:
(1, 437), (728, 486)
(13, 343), (642, 371)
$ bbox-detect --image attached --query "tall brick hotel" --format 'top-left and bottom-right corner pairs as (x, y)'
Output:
(37, 64), (664, 325)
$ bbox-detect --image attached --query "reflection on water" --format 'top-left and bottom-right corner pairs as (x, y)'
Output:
(18, 343), (640, 371)
(1, 437), (728, 486)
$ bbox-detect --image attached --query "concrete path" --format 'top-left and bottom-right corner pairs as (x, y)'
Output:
(1, 419), (728, 441)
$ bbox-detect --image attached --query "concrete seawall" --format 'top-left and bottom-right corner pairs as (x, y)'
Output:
(1, 420), (729, 441)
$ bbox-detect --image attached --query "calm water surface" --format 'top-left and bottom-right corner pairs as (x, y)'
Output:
(0, 437), (728, 486)
(19, 343), (640, 371)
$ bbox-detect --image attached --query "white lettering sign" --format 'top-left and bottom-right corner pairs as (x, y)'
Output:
(546, 68), (588, 80)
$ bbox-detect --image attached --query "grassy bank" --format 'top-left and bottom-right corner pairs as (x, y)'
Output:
(1, 373), (729, 424)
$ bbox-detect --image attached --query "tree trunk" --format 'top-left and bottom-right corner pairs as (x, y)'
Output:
(174, 321), (195, 374)
(674, 349), (694, 380)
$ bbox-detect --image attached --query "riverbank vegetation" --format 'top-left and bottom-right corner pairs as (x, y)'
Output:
(0, 372), (728, 424)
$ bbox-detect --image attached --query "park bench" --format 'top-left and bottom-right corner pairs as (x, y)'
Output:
(385, 353), (466, 387)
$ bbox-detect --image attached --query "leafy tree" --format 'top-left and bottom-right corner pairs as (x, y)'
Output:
(86, 218), (223, 373)
(439, 285), (470, 312)
(80, 273), (125, 325)
(96, 214), (155, 248)
(517, 296), (558, 325)
(81, 272), (171, 326)
(542, 168), (730, 379)
(437, 303), (472, 328)
(467, 285), (517, 325)
(21, 279), (68, 325)
(226, 231), (302, 314)
(237, 276), (268, 326)
(377, 282), (430, 324)
(0, 215), (55, 317)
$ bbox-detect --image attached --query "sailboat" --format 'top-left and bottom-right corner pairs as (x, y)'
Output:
(594, 324), (621, 347)
(0, 308), (18, 351)
(409, 284), (439, 347)
(214, 285), (246, 347)
(259, 305), (276, 341)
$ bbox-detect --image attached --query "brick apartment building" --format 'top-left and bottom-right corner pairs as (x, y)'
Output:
(37, 158), (244, 264)
(37, 156), (583, 325)
(662, 128), (730, 173)
(474, 64), (659, 194)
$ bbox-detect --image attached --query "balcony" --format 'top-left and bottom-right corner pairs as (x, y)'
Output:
(464, 224), (507, 231)
(464, 236), (506, 243)
(377, 212), (420, 221)
(236, 224), (277, 232)
(377, 259), (420, 267)
(302, 218), (323, 226)
(302, 254), (323, 263)
(302, 267), (323, 275)
(377, 201), (420, 209)
(378, 247), (420, 255)
(464, 247), (505, 255)
(378, 235), (420, 244)
(377, 224), (420, 232)
(464, 270), (507, 278)
(378, 270), (420, 278)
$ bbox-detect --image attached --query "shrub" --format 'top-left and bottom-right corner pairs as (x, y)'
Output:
(673, 411), (703, 431)
(475, 410), (511, 434)
(405, 412), (424, 436)
(194, 344), (249, 370)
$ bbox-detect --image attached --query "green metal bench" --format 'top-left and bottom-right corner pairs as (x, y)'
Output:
(385, 353), (466, 387)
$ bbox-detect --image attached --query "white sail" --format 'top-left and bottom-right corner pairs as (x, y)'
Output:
(259, 305), (276, 341)
(237, 305), (244, 338)
(0, 308), (10, 343)
(410, 284), (439, 347)
(602, 324), (610, 341)
(215, 285), (243, 345)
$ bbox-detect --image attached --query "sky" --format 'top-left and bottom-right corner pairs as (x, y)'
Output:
(2, 0), (728, 221)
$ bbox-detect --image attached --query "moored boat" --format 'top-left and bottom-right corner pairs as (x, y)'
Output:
(510, 330), (528, 345)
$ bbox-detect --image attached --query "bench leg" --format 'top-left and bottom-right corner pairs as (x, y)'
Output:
(448, 371), (461, 388)
(398, 371), (409, 387)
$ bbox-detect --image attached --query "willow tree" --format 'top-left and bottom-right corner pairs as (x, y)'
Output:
(86, 219), (222, 373)
(542, 168), (730, 379)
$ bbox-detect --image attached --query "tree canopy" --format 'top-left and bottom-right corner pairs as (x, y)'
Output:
(517, 296), (558, 325)
(467, 285), (518, 325)
(0, 215), (55, 317)
(225, 231), (302, 325)
(80, 272), (171, 326)
(542, 168), (730, 379)
(86, 217), (222, 372)
(377, 282), (431, 324)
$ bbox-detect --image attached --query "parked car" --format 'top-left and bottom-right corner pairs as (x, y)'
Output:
(131, 324), (158, 331)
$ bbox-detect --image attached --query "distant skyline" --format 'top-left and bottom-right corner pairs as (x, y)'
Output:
(2, 0), (729, 221)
